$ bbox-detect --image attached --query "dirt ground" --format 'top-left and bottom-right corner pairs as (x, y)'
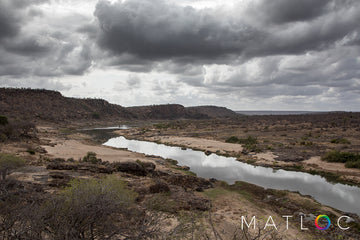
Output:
(118, 113), (360, 185)
(2, 117), (360, 239)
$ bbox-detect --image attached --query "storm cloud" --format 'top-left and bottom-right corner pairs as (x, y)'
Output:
(94, 0), (262, 61)
(0, 0), (93, 79)
(94, 0), (360, 61)
(1, 0), (360, 110)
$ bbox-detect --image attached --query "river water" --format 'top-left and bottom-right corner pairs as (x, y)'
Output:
(103, 136), (360, 215)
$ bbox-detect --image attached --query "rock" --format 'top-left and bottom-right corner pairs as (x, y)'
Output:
(142, 161), (156, 173)
(205, 150), (212, 156)
(35, 146), (47, 153)
(111, 161), (147, 176)
(209, 178), (218, 183)
(149, 180), (170, 193)
(165, 174), (213, 191)
(47, 162), (78, 170)
(171, 187), (210, 211)
(46, 162), (113, 174)
(48, 172), (72, 187)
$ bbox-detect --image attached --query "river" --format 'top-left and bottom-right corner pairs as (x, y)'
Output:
(104, 136), (360, 215)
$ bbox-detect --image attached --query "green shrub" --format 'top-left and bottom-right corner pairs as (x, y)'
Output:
(0, 154), (25, 180)
(225, 136), (240, 143)
(91, 112), (100, 119)
(154, 123), (170, 129)
(26, 148), (36, 155)
(42, 176), (138, 239)
(238, 136), (258, 145)
(0, 115), (8, 125)
(345, 161), (360, 169)
(322, 151), (360, 163)
(331, 138), (351, 144)
(82, 151), (102, 164)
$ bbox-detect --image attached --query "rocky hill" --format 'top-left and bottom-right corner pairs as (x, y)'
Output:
(0, 88), (238, 122)
(126, 104), (216, 120)
(186, 106), (239, 118)
(0, 88), (134, 122)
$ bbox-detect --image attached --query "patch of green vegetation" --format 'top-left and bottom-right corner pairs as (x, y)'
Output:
(166, 158), (179, 166)
(59, 128), (74, 135)
(223, 181), (260, 200)
(300, 141), (313, 146)
(345, 161), (360, 169)
(0, 115), (9, 125)
(82, 152), (102, 164)
(91, 112), (100, 119)
(145, 193), (177, 213)
(331, 138), (351, 144)
(0, 153), (25, 180)
(348, 221), (360, 234)
(266, 146), (274, 150)
(299, 199), (321, 212)
(286, 164), (304, 171)
(307, 169), (342, 183)
(266, 189), (287, 198)
(203, 188), (230, 199)
(238, 136), (258, 145)
(225, 136), (240, 143)
(181, 170), (197, 176)
(26, 148), (36, 155)
(246, 159), (256, 164)
(322, 151), (360, 169)
(154, 123), (170, 129)
(226, 136), (260, 152)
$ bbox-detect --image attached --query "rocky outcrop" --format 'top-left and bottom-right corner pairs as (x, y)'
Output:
(110, 161), (155, 176)
(46, 162), (114, 174)
(165, 174), (213, 191)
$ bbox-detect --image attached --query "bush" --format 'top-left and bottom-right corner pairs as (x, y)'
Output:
(0, 120), (36, 141)
(238, 136), (258, 145)
(41, 176), (139, 239)
(26, 148), (36, 155)
(0, 154), (25, 180)
(82, 151), (101, 164)
(0, 115), (8, 125)
(322, 151), (360, 169)
(225, 136), (240, 143)
(91, 112), (100, 119)
(345, 161), (360, 169)
(331, 138), (351, 144)
(322, 151), (360, 163)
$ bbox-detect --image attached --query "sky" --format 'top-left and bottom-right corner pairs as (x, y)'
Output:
(0, 0), (360, 111)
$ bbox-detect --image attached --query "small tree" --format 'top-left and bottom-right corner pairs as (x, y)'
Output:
(0, 154), (25, 180)
(82, 151), (102, 164)
(41, 176), (139, 239)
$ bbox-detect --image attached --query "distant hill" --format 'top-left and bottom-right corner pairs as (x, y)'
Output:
(187, 106), (239, 118)
(0, 88), (238, 122)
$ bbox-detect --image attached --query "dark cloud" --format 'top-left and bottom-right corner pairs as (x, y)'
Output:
(94, 0), (360, 71)
(0, 1), (21, 40)
(3, 36), (52, 56)
(94, 0), (262, 61)
(0, 0), (94, 79)
(1, 0), (360, 110)
(250, 0), (330, 24)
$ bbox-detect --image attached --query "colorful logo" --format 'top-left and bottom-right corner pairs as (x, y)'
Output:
(315, 215), (331, 230)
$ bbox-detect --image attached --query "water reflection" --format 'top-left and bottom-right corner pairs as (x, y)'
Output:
(80, 125), (131, 131)
(104, 136), (360, 215)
